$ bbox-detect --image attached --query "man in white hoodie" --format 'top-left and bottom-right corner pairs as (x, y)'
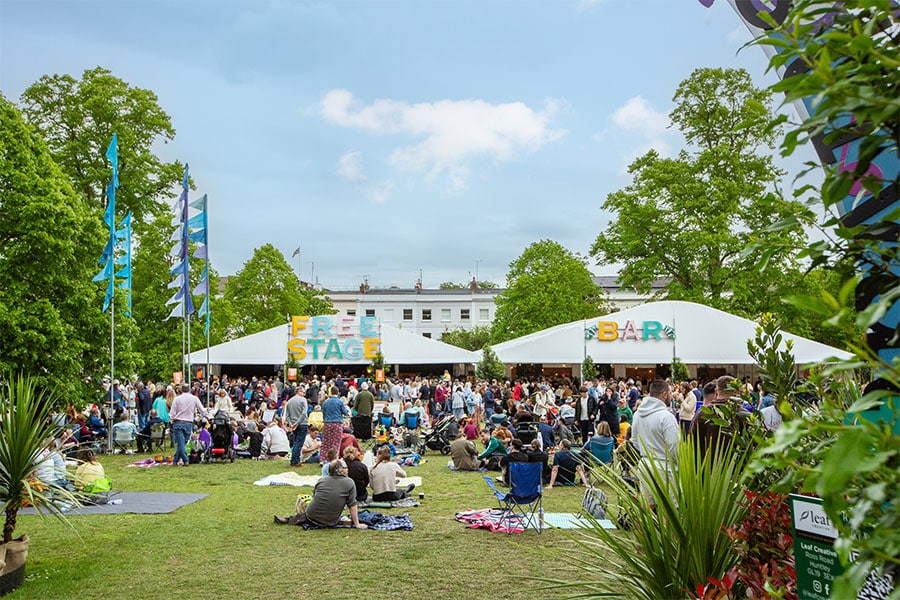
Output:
(630, 379), (680, 500)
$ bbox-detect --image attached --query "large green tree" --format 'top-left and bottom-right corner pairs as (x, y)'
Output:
(19, 67), (183, 222)
(224, 244), (334, 339)
(18, 68), (198, 380)
(491, 240), (605, 343)
(0, 95), (107, 394)
(591, 67), (812, 319)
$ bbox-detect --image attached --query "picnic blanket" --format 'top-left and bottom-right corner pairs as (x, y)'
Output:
(542, 512), (617, 530)
(253, 472), (422, 489)
(300, 512), (413, 531)
(455, 508), (525, 534)
(19, 492), (209, 515)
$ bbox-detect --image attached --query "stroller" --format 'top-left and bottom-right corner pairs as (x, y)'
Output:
(416, 413), (456, 455)
(203, 411), (235, 463)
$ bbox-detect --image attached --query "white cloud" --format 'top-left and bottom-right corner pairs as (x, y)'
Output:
(336, 150), (366, 182)
(612, 96), (670, 137)
(320, 89), (564, 184)
(369, 180), (394, 204)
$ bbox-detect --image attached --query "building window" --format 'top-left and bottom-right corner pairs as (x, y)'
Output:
(383, 309), (394, 322)
(347, 309), (356, 317)
(461, 309), (470, 321)
(479, 308), (489, 321)
(365, 309), (375, 317)
(422, 309), (432, 321)
(441, 308), (451, 322)
(403, 308), (413, 321)
(423, 332), (432, 339)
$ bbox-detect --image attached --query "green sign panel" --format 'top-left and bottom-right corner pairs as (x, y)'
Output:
(790, 494), (843, 600)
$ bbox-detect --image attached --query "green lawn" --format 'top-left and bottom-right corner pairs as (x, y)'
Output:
(15, 451), (593, 599)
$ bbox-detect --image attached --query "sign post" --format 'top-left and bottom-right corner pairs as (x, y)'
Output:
(790, 494), (843, 600)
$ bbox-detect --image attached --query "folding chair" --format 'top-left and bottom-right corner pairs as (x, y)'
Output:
(147, 422), (168, 453)
(483, 461), (543, 533)
(112, 425), (136, 454)
(585, 439), (614, 466)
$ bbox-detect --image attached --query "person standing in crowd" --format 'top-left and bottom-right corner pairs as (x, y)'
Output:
(689, 375), (750, 458)
(574, 385), (597, 443)
(284, 387), (309, 467)
(169, 383), (211, 467)
(677, 383), (697, 436)
(135, 381), (152, 431)
(631, 379), (680, 493)
(319, 386), (348, 464)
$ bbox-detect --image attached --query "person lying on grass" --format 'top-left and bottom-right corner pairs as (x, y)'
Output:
(274, 459), (367, 529)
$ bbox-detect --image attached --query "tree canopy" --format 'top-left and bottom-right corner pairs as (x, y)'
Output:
(440, 325), (492, 351)
(591, 67), (813, 319)
(0, 95), (106, 393)
(223, 244), (334, 339)
(491, 240), (605, 343)
(19, 67), (182, 222)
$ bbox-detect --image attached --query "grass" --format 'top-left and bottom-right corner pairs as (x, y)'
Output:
(15, 449), (592, 599)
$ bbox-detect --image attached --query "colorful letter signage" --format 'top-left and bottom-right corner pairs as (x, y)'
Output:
(288, 315), (381, 362)
(585, 320), (675, 342)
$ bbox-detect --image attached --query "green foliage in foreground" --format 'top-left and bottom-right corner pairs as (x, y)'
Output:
(542, 439), (749, 600)
(16, 451), (586, 599)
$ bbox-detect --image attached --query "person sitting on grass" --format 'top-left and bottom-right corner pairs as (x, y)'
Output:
(301, 425), (322, 464)
(499, 438), (530, 485)
(370, 445), (415, 501)
(343, 446), (369, 503)
(477, 428), (508, 471)
(74, 448), (108, 493)
(492, 421), (514, 447)
(449, 431), (480, 471)
(262, 417), (291, 457)
(273, 459), (367, 529)
(526, 438), (551, 485)
(321, 448), (339, 477)
(546, 439), (588, 489)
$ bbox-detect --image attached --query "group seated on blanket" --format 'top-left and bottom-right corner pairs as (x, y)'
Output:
(273, 459), (368, 529)
(74, 448), (113, 504)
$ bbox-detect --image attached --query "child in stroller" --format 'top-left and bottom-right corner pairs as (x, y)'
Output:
(416, 413), (456, 455)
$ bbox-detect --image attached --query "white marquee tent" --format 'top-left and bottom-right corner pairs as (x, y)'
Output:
(186, 322), (478, 367)
(485, 300), (853, 366)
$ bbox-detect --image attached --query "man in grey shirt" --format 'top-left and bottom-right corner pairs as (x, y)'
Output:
(274, 460), (367, 528)
(283, 387), (309, 467)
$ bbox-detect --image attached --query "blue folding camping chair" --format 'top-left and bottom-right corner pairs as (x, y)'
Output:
(483, 461), (543, 533)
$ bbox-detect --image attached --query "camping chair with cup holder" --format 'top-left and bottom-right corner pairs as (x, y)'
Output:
(483, 461), (544, 533)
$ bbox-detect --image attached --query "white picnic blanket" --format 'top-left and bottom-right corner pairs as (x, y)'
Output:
(253, 472), (422, 488)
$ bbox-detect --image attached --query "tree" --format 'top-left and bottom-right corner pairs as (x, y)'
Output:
(223, 244), (334, 339)
(476, 344), (506, 381)
(582, 356), (598, 382)
(19, 67), (183, 222)
(591, 68), (812, 319)
(491, 240), (606, 343)
(18, 68), (188, 380)
(0, 95), (106, 394)
(440, 325), (492, 351)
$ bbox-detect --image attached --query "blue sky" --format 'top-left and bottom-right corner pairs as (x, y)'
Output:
(0, 0), (818, 290)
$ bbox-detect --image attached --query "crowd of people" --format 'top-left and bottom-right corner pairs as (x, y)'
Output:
(43, 369), (799, 524)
